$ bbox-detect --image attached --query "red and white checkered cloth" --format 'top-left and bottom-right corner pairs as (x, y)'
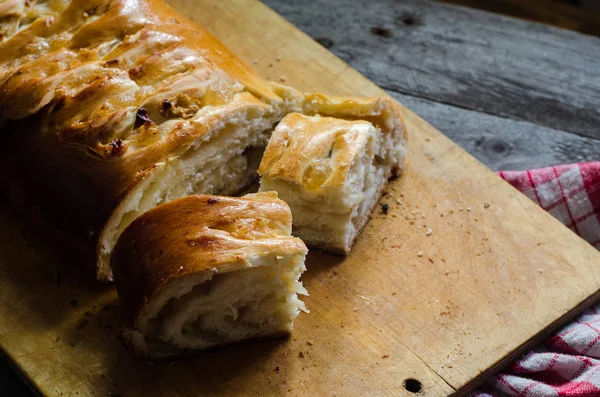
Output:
(471, 162), (600, 397)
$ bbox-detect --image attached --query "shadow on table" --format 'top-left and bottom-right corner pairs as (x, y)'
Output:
(0, 351), (38, 397)
(0, 202), (112, 329)
(88, 337), (289, 397)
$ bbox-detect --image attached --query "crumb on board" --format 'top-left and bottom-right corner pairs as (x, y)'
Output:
(381, 203), (389, 215)
(417, 251), (424, 257)
(298, 352), (304, 359)
(428, 257), (434, 263)
(484, 203), (490, 209)
(426, 228), (433, 236)
(76, 319), (89, 330)
(381, 354), (389, 359)
(279, 75), (287, 82)
(76, 312), (92, 330)
(307, 340), (314, 346)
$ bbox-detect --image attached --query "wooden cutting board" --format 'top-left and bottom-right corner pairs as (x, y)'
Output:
(1, 1), (600, 396)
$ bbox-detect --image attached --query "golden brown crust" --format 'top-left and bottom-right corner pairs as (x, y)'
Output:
(259, 94), (407, 190)
(303, 92), (394, 115)
(0, 0), (297, 279)
(111, 192), (307, 324)
(303, 94), (408, 181)
(0, 0), (279, 123)
(302, 93), (407, 144)
(0, 0), (281, 163)
(258, 113), (374, 189)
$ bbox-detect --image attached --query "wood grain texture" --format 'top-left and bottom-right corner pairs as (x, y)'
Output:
(437, 0), (600, 37)
(395, 93), (600, 171)
(264, 0), (600, 140)
(2, 1), (600, 397)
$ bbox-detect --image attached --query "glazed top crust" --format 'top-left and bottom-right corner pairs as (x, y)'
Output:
(258, 113), (375, 190)
(111, 192), (307, 322)
(259, 94), (407, 192)
(0, 0), (281, 148)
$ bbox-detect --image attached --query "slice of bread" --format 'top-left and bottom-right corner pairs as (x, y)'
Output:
(258, 96), (407, 254)
(111, 192), (308, 359)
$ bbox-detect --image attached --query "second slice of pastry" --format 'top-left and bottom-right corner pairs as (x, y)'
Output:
(111, 192), (308, 359)
(258, 95), (407, 254)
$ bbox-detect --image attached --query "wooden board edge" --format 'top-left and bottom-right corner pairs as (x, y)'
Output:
(0, 350), (42, 397)
(452, 287), (600, 396)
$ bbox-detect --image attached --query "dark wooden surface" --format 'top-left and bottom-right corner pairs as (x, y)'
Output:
(438, 0), (600, 37)
(2, 0), (599, 395)
(395, 93), (600, 170)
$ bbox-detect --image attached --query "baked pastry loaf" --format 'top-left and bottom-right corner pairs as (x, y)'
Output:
(0, 0), (301, 280)
(258, 95), (406, 253)
(111, 192), (308, 359)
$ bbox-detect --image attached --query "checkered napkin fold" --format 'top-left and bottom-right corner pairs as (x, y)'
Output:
(472, 162), (600, 397)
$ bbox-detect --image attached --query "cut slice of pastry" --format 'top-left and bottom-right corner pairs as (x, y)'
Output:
(111, 192), (308, 359)
(258, 95), (407, 254)
(0, 0), (302, 280)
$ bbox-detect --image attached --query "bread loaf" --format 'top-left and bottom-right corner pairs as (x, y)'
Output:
(0, 0), (301, 280)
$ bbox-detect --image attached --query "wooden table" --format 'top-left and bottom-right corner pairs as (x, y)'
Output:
(2, 0), (599, 395)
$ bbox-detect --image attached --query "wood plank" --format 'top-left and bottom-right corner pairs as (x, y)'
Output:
(2, 1), (600, 397)
(263, 0), (600, 140)
(436, 0), (600, 38)
(394, 93), (600, 170)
